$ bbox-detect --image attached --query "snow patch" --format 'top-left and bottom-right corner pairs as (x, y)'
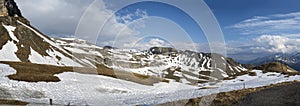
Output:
(0, 41), (20, 61)
(3, 24), (18, 42)
(0, 64), (299, 106)
(28, 47), (82, 67)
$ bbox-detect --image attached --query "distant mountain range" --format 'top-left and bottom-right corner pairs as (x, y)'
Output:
(55, 38), (248, 84)
(247, 53), (300, 71)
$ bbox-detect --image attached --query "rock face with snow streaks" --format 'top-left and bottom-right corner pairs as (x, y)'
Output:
(0, 1), (83, 67)
(56, 38), (247, 84)
(0, 0), (22, 17)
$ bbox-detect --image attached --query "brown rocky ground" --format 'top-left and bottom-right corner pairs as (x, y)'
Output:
(234, 81), (300, 106)
(0, 99), (28, 105)
(0, 61), (168, 85)
(254, 62), (298, 75)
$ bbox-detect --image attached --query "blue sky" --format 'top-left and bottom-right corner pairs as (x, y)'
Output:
(206, 0), (300, 40)
(16, 0), (300, 62)
(107, 0), (300, 61)
(110, 0), (300, 41)
(114, 1), (206, 42)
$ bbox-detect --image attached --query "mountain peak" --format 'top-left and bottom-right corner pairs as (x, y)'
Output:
(0, 0), (22, 17)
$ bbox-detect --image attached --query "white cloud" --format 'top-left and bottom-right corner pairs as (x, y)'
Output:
(124, 38), (172, 50)
(116, 9), (148, 25)
(230, 12), (300, 35)
(148, 38), (170, 47)
(14, 0), (219, 55)
(226, 34), (300, 61)
(62, 0), (147, 45)
(226, 12), (300, 61)
(15, 0), (145, 41)
(255, 35), (300, 53)
(273, 12), (300, 18)
(15, 0), (94, 37)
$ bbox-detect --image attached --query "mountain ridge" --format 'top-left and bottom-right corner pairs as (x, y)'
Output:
(248, 52), (300, 71)
(54, 38), (248, 84)
(0, 0), (85, 66)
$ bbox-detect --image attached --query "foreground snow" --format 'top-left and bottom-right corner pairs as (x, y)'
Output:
(0, 64), (299, 105)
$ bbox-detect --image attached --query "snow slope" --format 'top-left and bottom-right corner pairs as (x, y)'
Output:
(55, 38), (247, 84)
(108, 49), (247, 84)
(54, 38), (105, 68)
(0, 20), (83, 67)
(0, 41), (20, 62)
(17, 21), (83, 67)
(1, 64), (299, 105)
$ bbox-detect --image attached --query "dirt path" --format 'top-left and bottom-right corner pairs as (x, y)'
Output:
(158, 81), (300, 106)
(235, 82), (300, 106)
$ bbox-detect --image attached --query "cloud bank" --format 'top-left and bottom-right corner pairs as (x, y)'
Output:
(15, 0), (94, 37)
(230, 12), (300, 35)
(227, 12), (300, 61)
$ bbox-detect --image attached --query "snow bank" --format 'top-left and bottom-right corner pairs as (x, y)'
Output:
(0, 41), (20, 62)
(1, 62), (299, 106)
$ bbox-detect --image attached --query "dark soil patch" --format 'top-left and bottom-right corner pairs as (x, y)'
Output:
(0, 99), (28, 105)
(1, 61), (72, 82)
(0, 61), (167, 85)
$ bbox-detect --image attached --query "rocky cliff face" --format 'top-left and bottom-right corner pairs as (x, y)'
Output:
(149, 47), (178, 54)
(0, 0), (22, 17)
(0, 0), (7, 16)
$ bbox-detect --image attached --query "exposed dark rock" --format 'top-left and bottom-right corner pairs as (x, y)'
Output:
(241, 64), (255, 69)
(254, 62), (298, 75)
(149, 47), (177, 54)
(0, 24), (10, 49)
(103, 46), (116, 50)
(5, 0), (22, 17)
(104, 57), (112, 66)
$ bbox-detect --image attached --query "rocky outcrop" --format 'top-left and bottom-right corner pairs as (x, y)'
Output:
(0, 0), (7, 16)
(149, 47), (177, 54)
(0, 0), (22, 17)
(248, 53), (300, 72)
(254, 62), (298, 75)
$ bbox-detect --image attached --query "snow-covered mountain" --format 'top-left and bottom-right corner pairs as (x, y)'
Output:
(55, 38), (247, 84)
(0, 0), (88, 67)
(0, 1), (300, 105)
(0, 19), (85, 66)
(0, 0), (247, 85)
(248, 53), (300, 71)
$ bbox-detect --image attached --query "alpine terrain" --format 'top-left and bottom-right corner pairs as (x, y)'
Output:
(0, 0), (299, 105)
(248, 52), (300, 71)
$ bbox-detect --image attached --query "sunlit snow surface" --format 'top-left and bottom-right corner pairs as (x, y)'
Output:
(0, 25), (20, 62)
(0, 64), (299, 105)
